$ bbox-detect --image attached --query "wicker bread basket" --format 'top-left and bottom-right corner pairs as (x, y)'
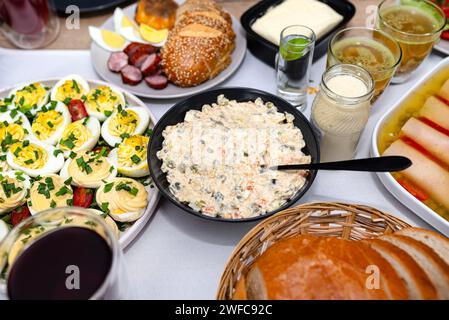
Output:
(216, 202), (411, 300)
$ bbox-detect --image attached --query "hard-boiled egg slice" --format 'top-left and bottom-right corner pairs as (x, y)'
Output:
(57, 116), (101, 158)
(0, 219), (8, 242)
(31, 101), (71, 145)
(139, 24), (168, 46)
(50, 74), (90, 103)
(113, 8), (143, 43)
(0, 170), (31, 214)
(109, 135), (149, 177)
(96, 177), (148, 222)
(9, 82), (49, 116)
(27, 174), (73, 215)
(89, 26), (128, 52)
(6, 139), (65, 178)
(59, 150), (118, 188)
(101, 106), (150, 147)
(0, 109), (33, 152)
(84, 85), (126, 122)
(87, 208), (120, 239)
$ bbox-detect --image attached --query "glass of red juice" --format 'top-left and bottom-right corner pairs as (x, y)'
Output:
(0, 207), (130, 300)
(0, 0), (60, 49)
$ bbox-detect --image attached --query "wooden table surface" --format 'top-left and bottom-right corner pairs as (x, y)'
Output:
(0, 0), (378, 49)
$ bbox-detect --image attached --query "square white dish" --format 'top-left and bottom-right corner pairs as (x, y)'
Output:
(371, 57), (449, 237)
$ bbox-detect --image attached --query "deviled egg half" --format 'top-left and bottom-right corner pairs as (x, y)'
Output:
(59, 149), (118, 188)
(101, 106), (150, 147)
(0, 170), (31, 214)
(84, 85), (125, 122)
(9, 82), (49, 115)
(50, 75), (90, 103)
(6, 139), (64, 178)
(57, 116), (101, 157)
(27, 174), (73, 215)
(87, 208), (120, 239)
(31, 101), (72, 145)
(0, 108), (33, 153)
(109, 135), (149, 177)
(96, 177), (148, 222)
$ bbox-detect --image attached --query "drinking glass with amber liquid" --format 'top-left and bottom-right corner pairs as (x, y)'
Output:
(327, 27), (402, 101)
(377, 0), (446, 83)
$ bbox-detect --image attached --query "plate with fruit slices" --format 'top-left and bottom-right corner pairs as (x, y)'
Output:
(89, 1), (247, 99)
(0, 75), (160, 248)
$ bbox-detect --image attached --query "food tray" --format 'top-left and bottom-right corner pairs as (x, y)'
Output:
(240, 0), (356, 68)
(216, 202), (410, 300)
(0, 78), (160, 249)
(371, 57), (449, 237)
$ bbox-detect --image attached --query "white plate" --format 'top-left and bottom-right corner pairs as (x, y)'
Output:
(90, 2), (247, 99)
(371, 57), (449, 237)
(434, 39), (449, 56)
(0, 78), (160, 249)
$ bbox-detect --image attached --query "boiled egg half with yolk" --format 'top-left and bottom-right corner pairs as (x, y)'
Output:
(27, 174), (73, 215)
(0, 170), (31, 214)
(50, 74), (90, 103)
(6, 139), (65, 177)
(84, 85), (125, 122)
(101, 106), (150, 147)
(9, 82), (49, 116)
(109, 134), (149, 177)
(89, 26), (128, 52)
(31, 101), (72, 145)
(0, 109), (33, 152)
(96, 177), (148, 222)
(57, 116), (101, 158)
(59, 149), (118, 188)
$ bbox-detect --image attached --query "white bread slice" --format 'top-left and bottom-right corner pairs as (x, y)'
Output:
(397, 228), (449, 266)
(381, 234), (449, 299)
(364, 238), (437, 299)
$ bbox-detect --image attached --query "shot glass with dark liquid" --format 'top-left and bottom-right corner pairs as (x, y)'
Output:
(0, 207), (129, 300)
(276, 25), (316, 112)
(377, 0), (446, 83)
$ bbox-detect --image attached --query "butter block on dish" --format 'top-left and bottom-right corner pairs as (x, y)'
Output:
(251, 0), (343, 45)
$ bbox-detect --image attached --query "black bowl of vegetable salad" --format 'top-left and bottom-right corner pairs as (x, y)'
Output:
(148, 87), (320, 222)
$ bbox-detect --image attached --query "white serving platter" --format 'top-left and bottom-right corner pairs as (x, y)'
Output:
(371, 57), (449, 237)
(90, 1), (247, 99)
(0, 78), (160, 249)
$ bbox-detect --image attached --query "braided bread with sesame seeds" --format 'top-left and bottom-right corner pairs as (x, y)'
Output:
(161, 0), (235, 88)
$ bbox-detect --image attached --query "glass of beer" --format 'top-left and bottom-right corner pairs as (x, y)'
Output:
(0, 207), (129, 300)
(377, 0), (446, 83)
(327, 27), (402, 101)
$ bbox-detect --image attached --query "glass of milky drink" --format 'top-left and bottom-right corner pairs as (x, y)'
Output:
(327, 27), (402, 101)
(377, 0), (446, 83)
(311, 64), (374, 162)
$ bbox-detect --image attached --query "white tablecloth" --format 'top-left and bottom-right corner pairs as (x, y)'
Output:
(0, 47), (445, 299)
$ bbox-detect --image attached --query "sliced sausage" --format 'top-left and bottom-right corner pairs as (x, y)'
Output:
(134, 53), (150, 69)
(129, 44), (157, 66)
(121, 65), (143, 86)
(145, 74), (168, 90)
(140, 53), (162, 76)
(124, 42), (143, 56)
(108, 52), (128, 73)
